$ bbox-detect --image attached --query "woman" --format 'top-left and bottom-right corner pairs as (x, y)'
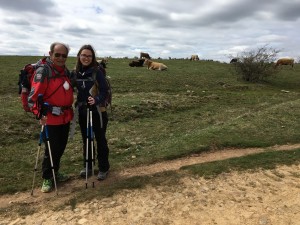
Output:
(72, 44), (110, 180)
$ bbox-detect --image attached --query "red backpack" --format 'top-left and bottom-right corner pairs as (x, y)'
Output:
(18, 58), (50, 112)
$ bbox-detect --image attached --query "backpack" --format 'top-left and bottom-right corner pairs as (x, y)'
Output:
(93, 64), (112, 111)
(17, 58), (50, 112)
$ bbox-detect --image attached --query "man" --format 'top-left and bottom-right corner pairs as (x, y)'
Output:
(28, 42), (74, 193)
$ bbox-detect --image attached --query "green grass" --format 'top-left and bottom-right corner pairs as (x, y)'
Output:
(0, 56), (300, 196)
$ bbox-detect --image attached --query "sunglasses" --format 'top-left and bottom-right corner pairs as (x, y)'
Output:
(80, 54), (93, 59)
(54, 53), (68, 58)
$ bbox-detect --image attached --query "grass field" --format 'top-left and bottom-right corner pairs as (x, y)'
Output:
(0, 56), (300, 194)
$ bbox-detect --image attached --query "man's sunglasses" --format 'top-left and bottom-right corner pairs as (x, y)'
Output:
(54, 53), (68, 58)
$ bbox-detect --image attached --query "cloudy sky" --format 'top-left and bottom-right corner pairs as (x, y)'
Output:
(0, 0), (299, 62)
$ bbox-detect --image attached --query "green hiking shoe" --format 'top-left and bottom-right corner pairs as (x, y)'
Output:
(41, 179), (53, 193)
(56, 172), (70, 182)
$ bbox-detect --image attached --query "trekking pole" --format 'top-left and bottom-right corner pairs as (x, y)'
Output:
(30, 125), (44, 196)
(30, 94), (46, 195)
(43, 102), (58, 195)
(85, 106), (90, 189)
(89, 106), (95, 188)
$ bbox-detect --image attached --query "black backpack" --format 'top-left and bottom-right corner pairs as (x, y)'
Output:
(93, 64), (112, 111)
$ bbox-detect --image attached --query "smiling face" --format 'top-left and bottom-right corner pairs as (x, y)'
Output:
(79, 49), (93, 67)
(49, 44), (68, 67)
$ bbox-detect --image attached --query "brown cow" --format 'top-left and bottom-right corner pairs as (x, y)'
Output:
(275, 58), (294, 68)
(140, 52), (151, 59)
(190, 55), (199, 61)
(129, 58), (145, 67)
(144, 59), (167, 71)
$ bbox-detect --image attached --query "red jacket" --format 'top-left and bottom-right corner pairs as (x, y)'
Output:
(28, 57), (74, 125)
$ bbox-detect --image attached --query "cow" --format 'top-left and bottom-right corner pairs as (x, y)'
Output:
(230, 58), (238, 63)
(129, 58), (145, 67)
(190, 55), (199, 61)
(275, 58), (294, 68)
(144, 59), (168, 71)
(140, 52), (151, 59)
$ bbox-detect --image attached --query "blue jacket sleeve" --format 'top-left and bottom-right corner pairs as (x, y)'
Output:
(94, 70), (108, 106)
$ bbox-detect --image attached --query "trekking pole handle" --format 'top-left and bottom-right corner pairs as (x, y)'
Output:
(42, 102), (49, 117)
(87, 96), (92, 108)
(37, 94), (43, 101)
(36, 94), (49, 120)
(44, 123), (49, 139)
(36, 94), (44, 120)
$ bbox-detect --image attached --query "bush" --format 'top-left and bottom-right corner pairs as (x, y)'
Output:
(231, 45), (280, 82)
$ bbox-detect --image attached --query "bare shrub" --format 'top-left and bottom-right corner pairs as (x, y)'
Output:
(231, 45), (280, 82)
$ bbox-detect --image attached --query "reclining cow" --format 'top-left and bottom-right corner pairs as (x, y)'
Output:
(144, 59), (168, 71)
(129, 59), (145, 67)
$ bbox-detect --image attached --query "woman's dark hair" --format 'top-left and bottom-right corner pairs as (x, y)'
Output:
(75, 44), (98, 72)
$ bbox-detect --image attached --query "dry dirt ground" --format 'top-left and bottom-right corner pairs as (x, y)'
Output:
(1, 144), (300, 225)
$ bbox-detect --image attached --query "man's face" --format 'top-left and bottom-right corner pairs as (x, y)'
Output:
(49, 44), (68, 67)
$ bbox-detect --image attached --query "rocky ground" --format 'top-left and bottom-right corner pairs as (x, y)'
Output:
(1, 144), (300, 225)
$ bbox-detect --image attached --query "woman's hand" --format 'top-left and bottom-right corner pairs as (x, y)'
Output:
(87, 96), (95, 105)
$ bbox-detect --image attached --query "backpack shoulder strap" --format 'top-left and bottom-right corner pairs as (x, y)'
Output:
(33, 64), (52, 83)
(92, 68), (99, 90)
(92, 68), (98, 81)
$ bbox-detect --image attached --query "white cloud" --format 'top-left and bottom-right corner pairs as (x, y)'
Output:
(0, 0), (299, 62)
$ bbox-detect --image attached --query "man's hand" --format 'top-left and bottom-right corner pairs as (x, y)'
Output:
(39, 116), (47, 125)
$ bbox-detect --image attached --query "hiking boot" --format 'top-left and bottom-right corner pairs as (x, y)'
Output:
(56, 172), (70, 182)
(80, 168), (93, 178)
(41, 179), (53, 193)
(97, 170), (109, 180)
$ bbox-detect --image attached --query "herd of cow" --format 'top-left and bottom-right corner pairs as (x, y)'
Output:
(127, 53), (203, 71)
(99, 52), (296, 71)
(128, 52), (168, 71)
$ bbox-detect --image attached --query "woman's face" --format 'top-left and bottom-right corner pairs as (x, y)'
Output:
(79, 49), (93, 66)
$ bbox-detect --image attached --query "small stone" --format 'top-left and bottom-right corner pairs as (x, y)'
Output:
(78, 218), (88, 224)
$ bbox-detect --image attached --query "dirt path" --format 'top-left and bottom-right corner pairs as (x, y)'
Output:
(1, 144), (300, 225)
